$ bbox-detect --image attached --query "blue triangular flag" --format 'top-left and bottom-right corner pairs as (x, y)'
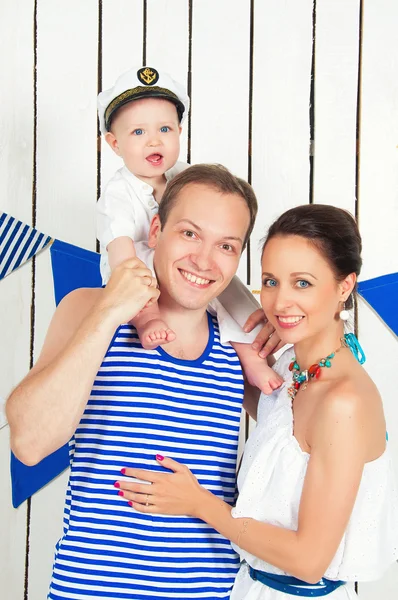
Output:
(11, 239), (101, 507)
(358, 273), (398, 338)
(0, 211), (52, 280)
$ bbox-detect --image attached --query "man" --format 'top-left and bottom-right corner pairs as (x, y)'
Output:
(7, 164), (270, 600)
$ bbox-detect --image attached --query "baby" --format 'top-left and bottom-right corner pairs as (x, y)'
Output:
(97, 66), (282, 394)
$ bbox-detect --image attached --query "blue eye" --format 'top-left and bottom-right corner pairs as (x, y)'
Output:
(133, 128), (144, 135)
(297, 280), (310, 288)
(263, 278), (277, 287)
(160, 126), (170, 133)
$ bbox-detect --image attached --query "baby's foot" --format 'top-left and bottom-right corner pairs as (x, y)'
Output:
(245, 362), (284, 396)
(139, 318), (176, 350)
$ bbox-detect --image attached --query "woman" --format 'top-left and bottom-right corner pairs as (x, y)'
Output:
(116, 204), (398, 598)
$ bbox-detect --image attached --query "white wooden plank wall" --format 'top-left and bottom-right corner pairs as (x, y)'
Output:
(0, 1), (397, 598)
(355, 0), (398, 595)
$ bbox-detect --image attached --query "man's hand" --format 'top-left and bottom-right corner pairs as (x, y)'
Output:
(98, 258), (160, 327)
(244, 309), (283, 358)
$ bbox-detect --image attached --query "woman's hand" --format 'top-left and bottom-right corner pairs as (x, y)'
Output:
(244, 309), (284, 358)
(115, 455), (208, 516)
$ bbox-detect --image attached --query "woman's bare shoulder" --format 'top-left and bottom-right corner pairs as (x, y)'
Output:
(319, 368), (385, 460)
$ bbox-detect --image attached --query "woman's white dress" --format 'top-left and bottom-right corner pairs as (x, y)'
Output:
(230, 349), (398, 599)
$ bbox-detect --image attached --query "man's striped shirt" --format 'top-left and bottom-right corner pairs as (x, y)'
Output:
(48, 313), (243, 599)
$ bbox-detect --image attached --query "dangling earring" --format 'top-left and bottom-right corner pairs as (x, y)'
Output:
(339, 301), (349, 321)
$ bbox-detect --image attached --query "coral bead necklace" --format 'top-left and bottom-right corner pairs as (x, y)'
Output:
(287, 333), (366, 400)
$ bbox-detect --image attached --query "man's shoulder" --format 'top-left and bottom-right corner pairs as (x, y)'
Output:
(30, 288), (105, 375)
(56, 288), (103, 329)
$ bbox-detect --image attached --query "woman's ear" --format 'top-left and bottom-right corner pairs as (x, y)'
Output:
(148, 215), (162, 249)
(340, 272), (357, 302)
(104, 132), (121, 156)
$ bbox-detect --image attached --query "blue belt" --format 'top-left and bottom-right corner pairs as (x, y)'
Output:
(249, 566), (345, 596)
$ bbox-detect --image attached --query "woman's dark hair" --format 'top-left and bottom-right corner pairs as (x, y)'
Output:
(262, 204), (362, 309)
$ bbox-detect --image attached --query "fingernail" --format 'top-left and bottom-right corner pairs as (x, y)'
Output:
(128, 501), (133, 506)
(118, 491), (124, 497)
(156, 454), (164, 461)
(252, 343), (259, 351)
(121, 468), (126, 474)
(243, 326), (249, 332)
(114, 482), (120, 488)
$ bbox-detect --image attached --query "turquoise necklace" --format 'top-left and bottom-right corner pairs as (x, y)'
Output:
(288, 333), (366, 400)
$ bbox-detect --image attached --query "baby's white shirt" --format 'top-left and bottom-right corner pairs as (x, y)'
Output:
(97, 161), (188, 283)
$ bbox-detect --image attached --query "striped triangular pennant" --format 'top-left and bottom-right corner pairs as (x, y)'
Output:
(0, 211), (53, 280)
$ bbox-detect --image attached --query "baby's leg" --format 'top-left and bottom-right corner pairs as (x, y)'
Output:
(107, 236), (137, 270)
(215, 276), (283, 394)
(107, 238), (175, 349)
(233, 342), (283, 395)
(131, 301), (176, 350)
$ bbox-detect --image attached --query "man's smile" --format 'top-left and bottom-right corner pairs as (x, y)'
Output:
(178, 268), (214, 287)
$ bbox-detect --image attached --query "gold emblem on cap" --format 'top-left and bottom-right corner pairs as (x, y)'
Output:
(137, 67), (159, 86)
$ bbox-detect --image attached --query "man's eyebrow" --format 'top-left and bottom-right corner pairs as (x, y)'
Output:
(223, 236), (244, 244)
(175, 220), (243, 244)
(176, 219), (202, 230)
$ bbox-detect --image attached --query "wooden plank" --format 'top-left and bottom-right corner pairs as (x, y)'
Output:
(190, 0), (251, 284)
(250, 0), (313, 290)
(312, 0), (360, 212)
(0, 0), (36, 597)
(146, 0), (189, 160)
(357, 303), (398, 598)
(28, 1), (99, 598)
(356, 1), (398, 596)
(100, 0), (144, 192)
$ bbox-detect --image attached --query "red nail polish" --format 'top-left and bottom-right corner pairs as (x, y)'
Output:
(114, 482), (120, 488)
(118, 491), (124, 497)
(156, 454), (164, 461)
(121, 468), (126, 474)
(128, 501), (133, 506)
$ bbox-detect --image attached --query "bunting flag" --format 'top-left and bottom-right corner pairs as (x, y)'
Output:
(0, 211), (52, 280)
(358, 273), (398, 338)
(11, 239), (101, 508)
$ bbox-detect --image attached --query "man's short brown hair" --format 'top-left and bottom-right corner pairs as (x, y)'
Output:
(158, 164), (258, 250)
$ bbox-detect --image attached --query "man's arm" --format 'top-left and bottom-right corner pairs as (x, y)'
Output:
(6, 258), (158, 465)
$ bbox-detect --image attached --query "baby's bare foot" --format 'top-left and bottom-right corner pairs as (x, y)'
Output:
(139, 319), (176, 350)
(245, 363), (284, 396)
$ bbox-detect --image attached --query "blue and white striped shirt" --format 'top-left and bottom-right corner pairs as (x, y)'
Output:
(49, 313), (243, 599)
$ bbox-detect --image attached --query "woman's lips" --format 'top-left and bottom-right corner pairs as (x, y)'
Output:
(276, 315), (304, 329)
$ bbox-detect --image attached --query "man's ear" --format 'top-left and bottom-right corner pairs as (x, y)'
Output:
(148, 215), (162, 249)
(339, 272), (356, 301)
(104, 132), (121, 156)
